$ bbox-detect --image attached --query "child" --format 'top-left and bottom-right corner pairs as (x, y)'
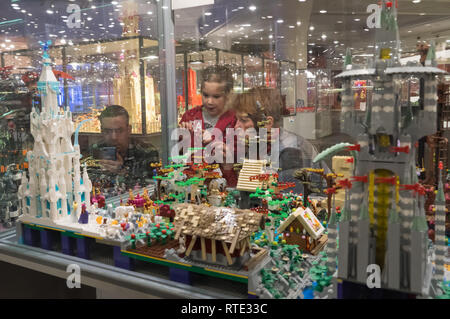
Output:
(179, 65), (237, 186)
(179, 65), (236, 132)
(231, 87), (329, 193)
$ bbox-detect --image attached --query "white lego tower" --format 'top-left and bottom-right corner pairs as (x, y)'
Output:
(18, 41), (92, 224)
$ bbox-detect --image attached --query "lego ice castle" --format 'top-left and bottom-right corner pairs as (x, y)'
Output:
(327, 0), (447, 295)
(17, 42), (92, 224)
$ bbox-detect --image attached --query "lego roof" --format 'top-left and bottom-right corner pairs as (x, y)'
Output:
(385, 66), (447, 75)
(277, 207), (325, 240)
(173, 203), (263, 243)
(236, 159), (266, 192)
(334, 68), (376, 79)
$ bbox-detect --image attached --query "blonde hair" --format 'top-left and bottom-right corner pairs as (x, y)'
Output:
(231, 87), (284, 126)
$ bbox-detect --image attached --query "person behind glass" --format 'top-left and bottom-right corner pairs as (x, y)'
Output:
(92, 104), (159, 182)
(179, 65), (237, 186)
(231, 87), (330, 194)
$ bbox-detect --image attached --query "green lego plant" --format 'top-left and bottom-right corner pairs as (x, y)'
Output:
(436, 281), (450, 299)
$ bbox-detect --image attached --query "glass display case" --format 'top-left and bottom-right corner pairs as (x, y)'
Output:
(243, 55), (263, 90)
(280, 61), (296, 116)
(4, 36), (160, 135)
(218, 51), (243, 93)
(1, 0), (449, 301)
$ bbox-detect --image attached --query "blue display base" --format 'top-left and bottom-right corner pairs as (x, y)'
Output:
(61, 234), (74, 255)
(169, 267), (191, 285)
(113, 246), (135, 270)
(76, 237), (91, 259)
(39, 229), (54, 250)
(23, 226), (39, 247)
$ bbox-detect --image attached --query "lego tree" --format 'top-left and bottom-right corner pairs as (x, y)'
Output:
(293, 168), (323, 207)
(436, 281), (450, 299)
(175, 176), (205, 204)
(309, 252), (333, 294)
(250, 187), (274, 200)
(224, 192), (237, 208)
(127, 221), (176, 248)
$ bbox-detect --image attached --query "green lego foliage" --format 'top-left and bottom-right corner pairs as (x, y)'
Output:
(436, 281), (450, 299)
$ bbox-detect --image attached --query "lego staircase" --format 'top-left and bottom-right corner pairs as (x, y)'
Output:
(236, 159), (266, 192)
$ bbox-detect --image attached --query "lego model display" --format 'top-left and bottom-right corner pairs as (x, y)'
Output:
(0, 165), (23, 228)
(18, 42), (94, 228)
(13, 3), (449, 299)
(15, 45), (155, 243)
(0, 77), (33, 228)
(311, 0), (449, 298)
(277, 206), (327, 255)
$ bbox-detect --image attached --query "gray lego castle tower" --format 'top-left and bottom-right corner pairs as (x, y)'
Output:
(333, 0), (446, 294)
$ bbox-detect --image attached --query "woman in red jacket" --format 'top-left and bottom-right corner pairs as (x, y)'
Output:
(179, 65), (237, 186)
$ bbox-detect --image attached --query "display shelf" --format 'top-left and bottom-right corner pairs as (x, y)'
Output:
(15, 215), (253, 298)
(16, 218), (252, 295)
(0, 227), (245, 298)
(122, 250), (249, 284)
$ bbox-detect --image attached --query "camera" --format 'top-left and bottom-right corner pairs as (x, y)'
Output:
(93, 146), (116, 161)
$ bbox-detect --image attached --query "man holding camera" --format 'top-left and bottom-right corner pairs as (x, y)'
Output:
(90, 105), (159, 187)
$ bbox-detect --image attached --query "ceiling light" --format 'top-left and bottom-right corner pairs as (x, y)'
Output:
(309, 26), (314, 31)
(46, 10), (54, 14)
(320, 10), (327, 14)
(205, 12), (212, 16)
(249, 5), (256, 11)
(321, 34), (327, 40)
(277, 19), (284, 24)
(412, 0), (421, 3)
(289, 25), (295, 29)
(354, 18), (360, 21)
(297, 21), (301, 26)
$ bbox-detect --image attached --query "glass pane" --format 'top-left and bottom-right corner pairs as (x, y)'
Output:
(243, 55), (263, 90)
(0, 0), (163, 231)
(219, 51), (243, 93)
